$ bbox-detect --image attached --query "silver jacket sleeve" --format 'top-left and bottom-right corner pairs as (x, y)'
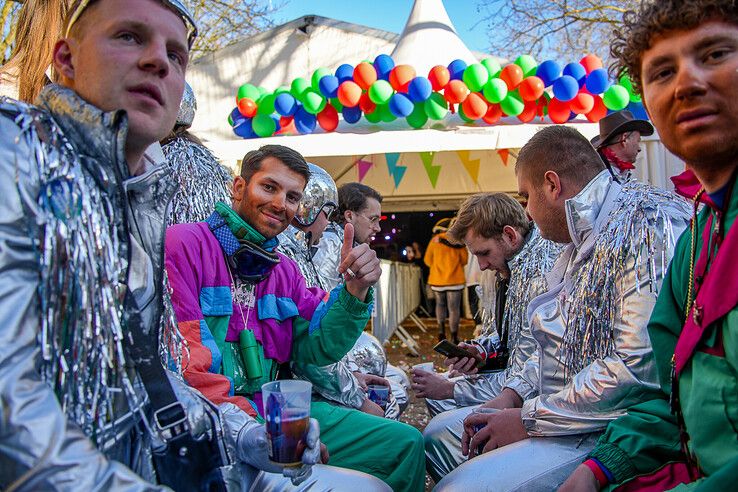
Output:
(313, 228), (343, 293)
(292, 360), (366, 410)
(502, 323), (541, 401)
(0, 117), (162, 491)
(521, 252), (662, 436)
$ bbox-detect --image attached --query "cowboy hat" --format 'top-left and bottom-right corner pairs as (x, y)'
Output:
(591, 110), (654, 149)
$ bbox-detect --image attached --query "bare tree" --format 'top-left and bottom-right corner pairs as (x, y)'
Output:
(1, 0), (22, 65)
(477, 0), (639, 61)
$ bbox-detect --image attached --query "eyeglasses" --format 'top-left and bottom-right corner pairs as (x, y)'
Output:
(227, 239), (281, 282)
(355, 213), (382, 226)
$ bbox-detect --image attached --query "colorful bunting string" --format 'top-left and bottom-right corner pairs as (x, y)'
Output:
(420, 151), (441, 188)
(457, 150), (481, 184)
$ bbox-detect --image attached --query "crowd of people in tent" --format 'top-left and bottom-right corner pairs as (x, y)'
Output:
(0, 0), (737, 491)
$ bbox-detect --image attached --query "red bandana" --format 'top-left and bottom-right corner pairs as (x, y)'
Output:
(602, 147), (635, 172)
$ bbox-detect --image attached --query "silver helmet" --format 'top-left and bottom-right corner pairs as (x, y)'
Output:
(176, 82), (197, 128)
(294, 163), (338, 227)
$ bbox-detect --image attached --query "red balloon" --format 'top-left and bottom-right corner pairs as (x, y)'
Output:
(518, 76), (545, 102)
(570, 92), (595, 114)
(354, 62), (378, 90)
(317, 105), (339, 131)
(359, 92), (376, 113)
(428, 65), (451, 91)
(237, 97), (257, 117)
(548, 98), (571, 123)
(586, 95), (608, 122)
(580, 54), (603, 74)
(518, 100), (537, 123)
(389, 64), (416, 92)
(444, 79), (469, 104)
(536, 95), (549, 119)
(337, 81), (362, 107)
(461, 92), (488, 120)
(482, 104), (502, 124)
(499, 64), (524, 90)
(276, 116), (294, 135)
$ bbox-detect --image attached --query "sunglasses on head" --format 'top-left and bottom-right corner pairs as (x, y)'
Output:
(227, 239), (280, 283)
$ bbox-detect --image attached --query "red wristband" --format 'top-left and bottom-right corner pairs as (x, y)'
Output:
(583, 459), (609, 488)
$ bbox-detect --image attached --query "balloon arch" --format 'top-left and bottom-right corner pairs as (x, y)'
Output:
(228, 54), (645, 139)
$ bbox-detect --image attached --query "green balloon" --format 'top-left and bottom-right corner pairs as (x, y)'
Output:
(237, 83), (260, 102)
(228, 114), (234, 126)
(463, 63), (489, 92)
(290, 77), (311, 100)
(515, 55), (538, 77)
(252, 114), (276, 137)
(330, 97), (343, 112)
(406, 103), (428, 128)
(364, 109), (381, 123)
(619, 75), (641, 102)
(603, 84), (629, 110)
(483, 78), (508, 104)
(481, 58), (501, 78)
(424, 92), (448, 120)
(302, 90), (326, 114)
(500, 91), (524, 116)
(377, 103), (396, 122)
(458, 105), (474, 123)
(274, 86), (290, 96)
(257, 93), (276, 115)
(368, 80), (394, 105)
(311, 67), (332, 89)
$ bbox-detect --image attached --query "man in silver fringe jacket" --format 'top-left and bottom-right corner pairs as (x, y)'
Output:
(431, 126), (691, 491)
(279, 164), (403, 419)
(0, 1), (386, 490)
(413, 193), (561, 422)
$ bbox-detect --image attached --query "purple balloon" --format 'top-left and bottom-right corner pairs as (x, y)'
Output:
(552, 75), (579, 102)
(584, 68), (610, 95)
(342, 105), (362, 124)
(407, 76), (433, 102)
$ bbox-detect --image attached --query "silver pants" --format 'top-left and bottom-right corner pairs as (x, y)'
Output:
(424, 405), (599, 489)
(247, 464), (392, 491)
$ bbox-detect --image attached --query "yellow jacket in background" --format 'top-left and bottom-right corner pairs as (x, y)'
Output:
(424, 233), (468, 287)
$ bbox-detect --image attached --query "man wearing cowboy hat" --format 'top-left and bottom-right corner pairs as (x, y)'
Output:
(591, 110), (654, 181)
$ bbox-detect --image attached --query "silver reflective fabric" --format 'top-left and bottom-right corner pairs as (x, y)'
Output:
(313, 222), (344, 292)
(249, 464), (392, 491)
(514, 171), (691, 436)
(346, 331), (388, 377)
(175, 82), (196, 128)
(294, 163), (337, 227)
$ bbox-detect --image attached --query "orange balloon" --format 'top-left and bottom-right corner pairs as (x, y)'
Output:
(518, 100), (537, 123)
(499, 64), (524, 90)
(428, 65), (451, 91)
(354, 62), (378, 90)
(444, 79), (469, 104)
(570, 92), (595, 114)
(482, 103), (502, 124)
(548, 98), (571, 124)
(337, 81), (362, 107)
(461, 92), (488, 120)
(317, 105), (339, 131)
(518, 76), (545, 102)
(579, 54), (603, 74)
(359, 92), (376, 113)
(389, 64), (416, 92)
(586, 95), (608, 122)
(237, 97), (257, 117)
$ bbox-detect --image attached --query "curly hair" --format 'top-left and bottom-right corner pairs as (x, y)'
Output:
(610, 0), (738, 95)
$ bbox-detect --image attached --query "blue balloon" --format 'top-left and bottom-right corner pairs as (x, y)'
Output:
(627, 101), (649, 121)
(407, 76), (433, 102)
(294, 106), (316, 134)
(388, 93), (414, 118)
(342, 105), (362, 124)
(274, 93), (297, 117)
(448, 59), (468, 80)
(271, 115), (281, 132)
(552, 75), (579, 102)
(233, 118), (253, 138)
(536, 60), (562, 87)
(374, 54), (395, 81)
(563, 62), (587, 87)
(230, 107), (246, 125)
(318, 75), (340, 98)
(335, 63), (355, 83)
(584, 68), (610, 94)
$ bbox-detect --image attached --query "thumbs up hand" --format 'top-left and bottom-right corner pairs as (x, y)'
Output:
(338, 223), (381, 301)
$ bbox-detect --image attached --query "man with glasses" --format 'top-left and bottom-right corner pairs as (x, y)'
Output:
(314, 182), (383, 292)
(165, 146), (425, 492)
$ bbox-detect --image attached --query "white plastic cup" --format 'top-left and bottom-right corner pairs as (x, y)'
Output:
(412, 362), (434, 373)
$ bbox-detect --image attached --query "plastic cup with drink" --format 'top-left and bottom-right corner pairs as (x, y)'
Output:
(262, 380), (312, 467)
(412, 362), (434, 373)
(470, 407), (499, 456)
(367, 384), (390, 410)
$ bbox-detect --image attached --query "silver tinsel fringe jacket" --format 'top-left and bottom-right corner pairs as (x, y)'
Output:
(0, 87), (251, 489)
(510, 170), (691, 436)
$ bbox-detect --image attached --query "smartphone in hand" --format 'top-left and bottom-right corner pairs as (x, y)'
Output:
(433, 340), (484, 367)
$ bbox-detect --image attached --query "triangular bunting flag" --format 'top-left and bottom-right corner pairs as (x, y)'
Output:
(457, 150), (481, 184)
(497, 148), (510, 167)
(385, 152), (406, 188)
(357, 159), (373, 182)
(420, 151), (441, 188)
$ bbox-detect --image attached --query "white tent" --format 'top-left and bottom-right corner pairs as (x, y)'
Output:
(194, 0), (685, 211)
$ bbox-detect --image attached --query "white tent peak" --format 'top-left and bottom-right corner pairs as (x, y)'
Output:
(390, 0), (478, 76)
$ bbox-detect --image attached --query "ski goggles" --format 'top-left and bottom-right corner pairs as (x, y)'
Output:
(65, 0), (198, 48)
(227, 239), (280, 283)
(294, 201), (337, 227)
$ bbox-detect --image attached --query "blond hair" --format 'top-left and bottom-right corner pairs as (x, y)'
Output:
(448, 193), (530, 243)
(0, 0), (71, 103)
